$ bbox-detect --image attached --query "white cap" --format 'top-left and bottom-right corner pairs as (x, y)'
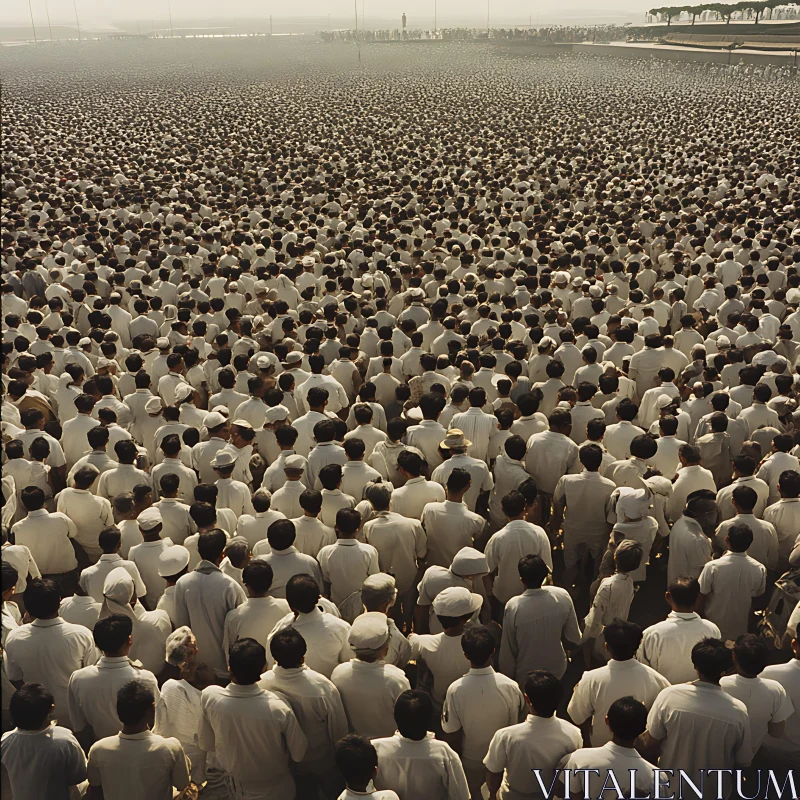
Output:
(204, 411), (227, 428)
(348, 611), (390, 650)
(211, 450), (237, 468)
(137, 507), (162, 531)
(284, 352), (303, 365)
(156, 337), (170, 349)
(450, 546), (488, 577)
(265, 406), (290, 423)
(174, 383), (194, 401)
(432, 586), (482, 617)
(284, 455), (306, 470)
(256, 355), (272, 369)
(158, 545), (190, 577)
(231, 419), (253, 430)
(144, 396), (163, 414)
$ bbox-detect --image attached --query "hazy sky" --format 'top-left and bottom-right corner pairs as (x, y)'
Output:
(6, 0), (656, 29)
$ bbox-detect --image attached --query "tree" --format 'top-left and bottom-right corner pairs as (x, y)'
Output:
(649, 5), (684, 24)
(686, 3), (709, 23)
(706, 2), (736, 24)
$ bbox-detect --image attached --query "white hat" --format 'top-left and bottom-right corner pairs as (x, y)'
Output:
(588, 285), (603, 298)
(144, 396), (163, 414)
(256, 355), (272, 369)
(211, 450), (237, 469)
(158, 545), (190, 577)
(348, 612), (390, 650)
(265, 405), (290, 423)
(301, 256), (315, 267)
(450, 547), (489, 577)
(174, 383), (194, 402)
(360, 573), (397, 607)
(204, 411), (227, 428)
(137, 507), (162, 531)
(752, 350), (781, 367)
(284, 352), (303, 365)
(538, 337), (556, 350)
(231, 419), (253, 430)
(156, 337), (171, 350)
(284, 454), (306, 470)
(615, 487), (651, 522)
(655, 394), (675, 410)
(432, 586), (482, 617)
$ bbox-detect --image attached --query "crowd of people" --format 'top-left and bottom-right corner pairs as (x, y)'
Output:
(1, 37), (799, 800)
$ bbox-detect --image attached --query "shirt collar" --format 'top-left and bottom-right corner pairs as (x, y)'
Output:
(225, 683), (263, 697)
(336, 538), (359, 546)
(468, 666), (494, 675)
(31, 617), (63, 628)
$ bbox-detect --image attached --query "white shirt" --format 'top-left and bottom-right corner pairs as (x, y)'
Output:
(720, 673), (794, 751)
(604, 420), (646, 461)
(485, 520), (552, 604)
(258, 546), (324, 598)
(59, 595), (101, 630)
(451, 407), (501, 463)
(4, 618), (98, 725)
(409, 632), (469, 706)
(637, 611), (721, 684)
(761, 659), (800, 762)
(422, 500), (486, 568)
(390, 476), (446, 520)
(60, 413), (99, 468)
(431, 453), (494, 512)
(646, 682), (753, 798)
(441, 666), (526, 764)
(128, 539), (172, 608)
(667, 516), (713, 586)
(484, 715), (582, 800)
(267, 607), (352, 678)
(55, 488), (114, 562)
(259, 664), (349, 773)
(79, 553), (146, 603)
(373, 732), (470, 800)
(96, 463), (152, 500)
(525, 430), (579, 495)
(222, 595), (291, 657)
(499, 587), (582, 684)
(698, 551), (766, 641)
(363, 511), (427, 594)
(87, 730), (190, 800)
(291, 515), (337, 558)
(68, 655), (160, 739)
(152, 678), (205, 783)
(0, 723), (87, 800)
(318, 539), (380, 606)
(12, 509), (77, 575)
(153, 498), (195, 545)
(331, 659), (411, 740)
(567, 658), (670, 746)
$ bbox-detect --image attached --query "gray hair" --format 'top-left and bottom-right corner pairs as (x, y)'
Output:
(165, 626), (194, 666)
(363, 482), (391, 509)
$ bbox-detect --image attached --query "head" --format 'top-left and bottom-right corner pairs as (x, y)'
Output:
(605, 697), (648, 747)
(665, 577), (701, 613)
(393, 690), (432, 741)
(691, 637), (733, 684)
(335, 735), (380, 792)
(461, 625), (495, 668)
(116, 680), (156, 730)
(228, 637), (267, 685)
(524, 671), (563, 718)
(270, 627), (307, 669)
(603, 619), (643, 661)
(9, 684), (55, 731)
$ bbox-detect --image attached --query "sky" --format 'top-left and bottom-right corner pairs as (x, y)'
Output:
(5, 0), (657, 31)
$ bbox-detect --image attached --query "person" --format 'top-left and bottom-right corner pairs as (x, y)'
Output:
(484, 489), (551, 611)
(666, 490), (717, 586)
(173, 529), (246, 678)
(331, 612), (411, 740)
(0, 683), (87, 800)
(335, 734), (400, 800)
(267, 574), (353, 678)
(484, 671), (582, 800)
(639, 638), (753, 799)
(155, 544), (190, 626)
(260, 628), (349, 796)
(441, 625), (526, 800)
(127, 507), (172, 608)
(560, 697), (665, 799)
(199, 638), (307, 800)
(720, 634), (794, 753)
(86, 679), (191, 800)
(56, 465), (114, 563)
(697, 523), (767, 642)
(499, 555), (580, 683)
(68, 613), (160, 744)
(372, 690), (470, 800)
(153, 627), (215, 784)
(432, 429), (494, 513)
(637, 577), (721, 684)
(222, 558), (290, 656)
(567, 619), (669, 746)
(79, 526), (147, 603)
(4, 578), (98, 727)
(760, 632), (800, 769)
(258, 518), (325, 597)
(390, 449), (445, 519)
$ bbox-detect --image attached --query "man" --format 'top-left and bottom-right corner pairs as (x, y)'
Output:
(260, 629), (349, 795)
(68, 614), (160, 743)
(128, 507), (172, 608)
(637, 577), (721, 684)
(223, 559), (290, 656)
(760, 631), (800, 768)
(372, 690), (469, 800)
(441, 626), (526, 800)
(764, 469), (800, 571)
(713, 485), (779, 569)
(561, 697), (665, 799)
(432, 429), (494, 513)
(173, 529), (247, 678)
(332, 612), (411, 740)
(257, 519), (324, 597)
(200, 638), (308, 799)
(720, 634), (794, 753)
(87, 680), (191, 799)
(485, 490), (551, 611)
(267, 575), (353, 678)
(96, 440), (152, 501)
(4, 578), (98, 727)
(667, 443), (718, 523)
(79, 526), (147, 604)
(390, 450), (445, 520)
(0, 683), (87, 800)
(567, 619), (669, 746)
(335, 735), (400, 800)
(639, 638), (752, 800)
(666, 490), (717, 586)
(697, 523), (766, 642)
(451, 387), (501, 463)
(484, 671), (582, 800)
(422, 469), (486, 568)
(56, 465), (114, 563)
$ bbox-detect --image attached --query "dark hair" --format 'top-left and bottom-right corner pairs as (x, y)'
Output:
(691, 638), (733, 682)
(10, 683), (55, 730)
(336, 507), (361, 535)
(335, 734), (378, 787)
(23, 578), (60, 619)
(523, 670), (563, 717)
(726, 522), (753, 552)
(267, 519), (296, 550)
(667, 577), (701, 608)
(603, 619), (643, 661)
(93, 614), (134, 653)
(269, 628), (307, 669)
(501, 489), (526, 518)
(242, 560), (274, 594)
(733, 633), (769, 676)
(299, 489), (323, 515)
(446, 468), (472, 494)
(228, 638), (267, 684)
(461, 625), (495, 665)
(579, 443), (603, 471)
(116, 680), (155, 725)
(606, 696), (648, 741)
(394, 690), (432, 740)
(285, 574), (320, 614)
(197, 529), (227, 562)
(629, 434), (658, 460)
(319, 463), (343, 490)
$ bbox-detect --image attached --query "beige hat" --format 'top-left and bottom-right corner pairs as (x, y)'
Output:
(144, 396), (163, 415)
(284, 454), (306, 470)
(231, 419), (253, 430)
(348, 611), (391, 651)
(440, 428), (472, 449)
(204, 411), (227, 428)
(432, 586), (482, 617)
(265, 406), (290, 423)
(284, 352), (303, 366)
(211, 450), (237, 469)
(450, 547), (489, 577)
(174, 383), (194, 402)
(158, 545), (190, 577)
(137, 507), (162, 531)
(156, 337), (171, 350)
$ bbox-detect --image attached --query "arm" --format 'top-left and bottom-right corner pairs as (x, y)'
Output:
(636, 731), (663, 764)
(497, 605), (517, 678)
(767, 720), (785, 739)
(486, 771), (504, 800)
(413, 602), (430, 634)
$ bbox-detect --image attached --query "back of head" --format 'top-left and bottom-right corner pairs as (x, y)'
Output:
(667, 577), (700, 610)
(267, 519), (296, 551)
(394, 690), (433, 740)
(93, 613), (133, 655)
(606, 696), (648, 742)
(603, 618), (643, 661)
(461, 625), (495, 666)
(691, 637), (732, 682)
(286, 573), (320, 614)
(733, 633), (769, 677)
(10, 683), (55, 731)
(270, 627), (307, 669)
(524, 670), (563, 717)
(228, 637), (267, 685)
(23, 578), (60, 619)
(335, 734), (378, 789)
(116, 679), (155, 726)
(726, 522), (753, 553)
(197, 529), (227, 563)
